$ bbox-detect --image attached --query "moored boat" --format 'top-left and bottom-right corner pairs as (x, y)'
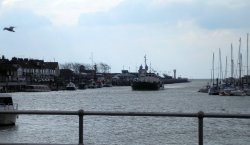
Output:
(132, 79), (163, 90)
(198, 84), (210, 93)
(208, 85), (220, 95)
(132, 56), (164, 91)
(230, 89), (246, 96)
(88, 82), (97, 89)
(78, 83), (87, 90)
(66, 82), (77, 90)
(103, 82), (112, 87)
(96, 81), (103, 88)
(0, 94), (18, 125)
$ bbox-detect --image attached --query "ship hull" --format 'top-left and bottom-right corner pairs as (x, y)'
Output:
(132, 82), (161, 90)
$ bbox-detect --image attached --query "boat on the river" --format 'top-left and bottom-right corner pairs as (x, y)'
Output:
(66, 82), (77, 90)
(25, 85), (51, 92)
(198, 84), (210, 93)
(78, 83), (87, 90)
(103, 82), (112, 87)
(88, 81), (97, 89)
(132, 56), (164, 91)
(0, 94), (18, 125)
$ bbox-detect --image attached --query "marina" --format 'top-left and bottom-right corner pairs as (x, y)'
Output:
(1, 80), (250, 144)
(199, 33), (250, 96)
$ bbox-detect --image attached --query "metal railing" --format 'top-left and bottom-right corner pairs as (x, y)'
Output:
(1, 110), (250, 145)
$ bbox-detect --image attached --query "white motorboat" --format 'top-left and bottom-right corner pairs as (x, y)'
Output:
(0, 94), (18, 125)
(66, 82), (77, 90)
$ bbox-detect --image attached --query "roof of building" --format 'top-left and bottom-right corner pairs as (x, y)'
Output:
(0, 57), (59, 70)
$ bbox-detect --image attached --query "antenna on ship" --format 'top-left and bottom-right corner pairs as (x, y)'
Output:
(150, 62), (152, 73)
(144, 55), (148, 71)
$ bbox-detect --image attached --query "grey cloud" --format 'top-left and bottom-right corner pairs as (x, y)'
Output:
(78, 0), (250, 29)
(0, 9), (52, 29)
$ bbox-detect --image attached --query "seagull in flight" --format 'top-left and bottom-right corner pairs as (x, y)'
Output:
(3, 26), (15, 32)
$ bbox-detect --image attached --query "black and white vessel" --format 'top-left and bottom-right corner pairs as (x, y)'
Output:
(132, 56), (164, 91)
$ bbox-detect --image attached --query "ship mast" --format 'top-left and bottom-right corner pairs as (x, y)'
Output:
(144, 55), (148, 71)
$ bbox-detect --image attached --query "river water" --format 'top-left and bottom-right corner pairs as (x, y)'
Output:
(1, 79), (250, 145)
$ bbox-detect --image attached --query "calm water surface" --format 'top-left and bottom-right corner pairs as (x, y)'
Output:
(1, 79), (250, 145)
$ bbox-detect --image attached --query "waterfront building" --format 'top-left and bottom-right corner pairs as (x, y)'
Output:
(112, 70), (136, 86)
(0, 56), (59, 92)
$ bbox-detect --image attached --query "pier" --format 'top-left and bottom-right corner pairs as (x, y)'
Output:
(1, 110), (250, 145)
(0, 82), (27, 92)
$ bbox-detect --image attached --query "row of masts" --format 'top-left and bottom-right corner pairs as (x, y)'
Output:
(212, 33), (249, 85)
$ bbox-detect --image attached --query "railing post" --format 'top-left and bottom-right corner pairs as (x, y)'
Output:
(78, 109), (84, 145)
(198, 111), (204, 145)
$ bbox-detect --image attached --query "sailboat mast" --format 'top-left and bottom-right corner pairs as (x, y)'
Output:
(219, 48), (222, 83)
(247, 33), (249, 76)
(212, 52), (215, 85)
(225, 56), (227, 79)
(231, 43), (234, 78)
(239, 38), (242, 82)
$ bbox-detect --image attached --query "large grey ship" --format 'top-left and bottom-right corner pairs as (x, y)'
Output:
(132, 56), (164, 91)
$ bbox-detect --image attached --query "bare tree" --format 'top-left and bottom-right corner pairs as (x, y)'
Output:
(98, 62), (111, 73)
(60, 62), (110, 73)
(83, 64), (93, 70)
(60, 63), (72, 69)
(72, 63), (82, 74)
(60, 63), (90, 74)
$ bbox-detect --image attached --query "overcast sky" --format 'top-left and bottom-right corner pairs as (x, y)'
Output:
(0, 0), (249, 78)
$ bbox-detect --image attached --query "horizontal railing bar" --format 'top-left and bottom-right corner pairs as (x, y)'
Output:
(205, 113), (250, 118)
(84, 111), (198, 117)
(1, 110), (250, 119)
(0, 110), (78, 115)
(0, 144), (78, 145)
(85, 111), (250, 119)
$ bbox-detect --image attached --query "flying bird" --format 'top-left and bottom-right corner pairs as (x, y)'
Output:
(3, 26), (15, 32)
